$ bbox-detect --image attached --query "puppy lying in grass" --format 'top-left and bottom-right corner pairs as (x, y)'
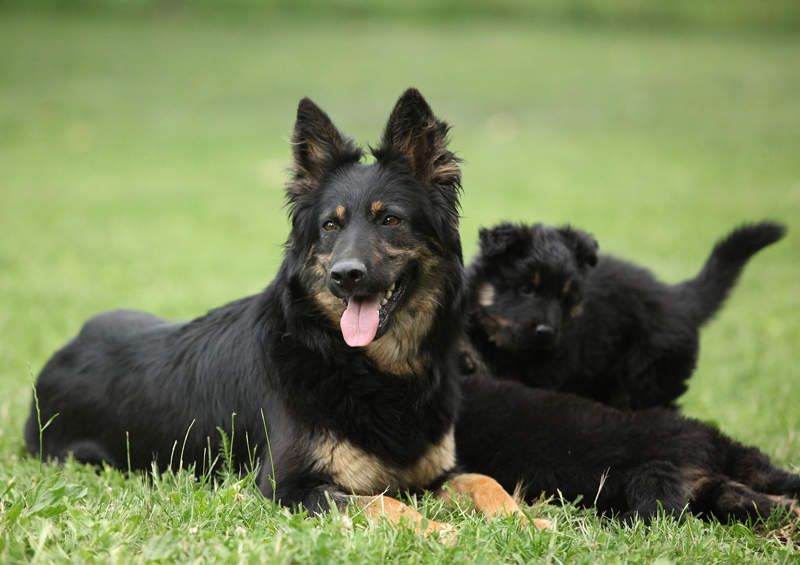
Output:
(460, 221), (785, 409)
(456, 373), (800, 524)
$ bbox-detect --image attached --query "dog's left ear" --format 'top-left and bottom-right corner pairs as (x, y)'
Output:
(374, 88), (461, 204)
(478, 223), (529, 258)
(286, 97), (363, 204)
(558, 226), (599, 269)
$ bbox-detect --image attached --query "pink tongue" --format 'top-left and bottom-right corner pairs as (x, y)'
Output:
(340, 295), (382, 347)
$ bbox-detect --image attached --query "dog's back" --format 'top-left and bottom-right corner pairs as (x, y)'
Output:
(25, 298), (272, 470)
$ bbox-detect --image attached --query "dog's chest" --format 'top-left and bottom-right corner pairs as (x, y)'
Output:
(311, 427), (455, 494)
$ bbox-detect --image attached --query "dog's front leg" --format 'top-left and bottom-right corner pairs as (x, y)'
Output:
(270, 480), (456, 540)
(437, 473), (552, 530)
(352, 494), (456, 540)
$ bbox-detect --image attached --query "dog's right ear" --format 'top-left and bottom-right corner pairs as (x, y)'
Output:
(478, 223), (529, 258)
(286, 98), (363, 203)
(557, 226), (599, 269)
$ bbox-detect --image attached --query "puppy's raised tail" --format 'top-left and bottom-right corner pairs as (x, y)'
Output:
(677, 221), (786, 325)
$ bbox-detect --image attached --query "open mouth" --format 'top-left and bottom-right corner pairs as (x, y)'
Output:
(339, 274), (408, 347)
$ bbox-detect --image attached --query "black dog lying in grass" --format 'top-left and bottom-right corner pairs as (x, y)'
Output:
(25, 89), (550, 536)
(456, 373), (800, 523)
(461, 221), (786, 409)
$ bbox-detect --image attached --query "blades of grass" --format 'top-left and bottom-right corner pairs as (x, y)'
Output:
(261, 408), (276, 502)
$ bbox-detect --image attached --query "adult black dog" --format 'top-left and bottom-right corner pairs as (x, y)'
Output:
(461, 221), (785, 409)
(25, 89), (548, 535)
(457, 374), (800, 523)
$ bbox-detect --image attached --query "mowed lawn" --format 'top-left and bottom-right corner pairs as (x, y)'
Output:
(1, 9), (799, 563)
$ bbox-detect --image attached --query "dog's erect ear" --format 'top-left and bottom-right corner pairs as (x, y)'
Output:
(286, 98), (363, 203)
(478, 223), (530, 259)
(558, 226), (599, 269)
(374, 88), (461, 200)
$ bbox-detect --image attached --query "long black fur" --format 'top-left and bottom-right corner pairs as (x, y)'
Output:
(25, 88), (467, 513)
(456, 374), (800, 523)
(461, 221), (786, 409)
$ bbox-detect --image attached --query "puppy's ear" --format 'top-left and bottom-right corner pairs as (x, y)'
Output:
(286, 98), (363, 203)
(478, 223), (529, 258)
(558, 226), (599, 269)
(374, 88), (461, 204)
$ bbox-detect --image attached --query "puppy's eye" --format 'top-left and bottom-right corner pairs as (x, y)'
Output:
(322, 220), (338, 231)
(383, 215), (401, 226)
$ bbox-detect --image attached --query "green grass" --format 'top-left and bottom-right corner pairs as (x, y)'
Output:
(1, 8), (800, 563)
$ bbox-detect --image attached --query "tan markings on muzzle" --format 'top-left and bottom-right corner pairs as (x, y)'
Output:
(370, 200), (384, 215)
(366, 246), (444, 376)
(477, 283), (495, 307)
(570, 302), (584, 318)
(486, 312), (516, 329)
(305, 250), (345, 327)
(312, 427), (455, 495)
(482, 312), (518, 348)
(377, 241), (422, 260)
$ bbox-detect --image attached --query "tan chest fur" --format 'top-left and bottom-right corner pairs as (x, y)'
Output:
(311, 427), (455, 495)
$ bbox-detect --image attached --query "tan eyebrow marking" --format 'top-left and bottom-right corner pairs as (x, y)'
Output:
(335, 206), (346, 221)
(477, 283), (495, 307)
(371, 201), (384, 215)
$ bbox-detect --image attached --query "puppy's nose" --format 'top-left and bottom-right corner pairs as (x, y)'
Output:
(330, 260), (367, 294)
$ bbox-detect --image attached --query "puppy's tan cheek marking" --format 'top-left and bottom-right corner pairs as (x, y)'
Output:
(477, 283), (495, 307)
(335, 206), (346, 221)
(370, 200), (384, 215)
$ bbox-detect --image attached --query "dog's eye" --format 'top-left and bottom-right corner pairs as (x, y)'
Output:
(322, 220), (338, 231)
(383, 215), (401, 226)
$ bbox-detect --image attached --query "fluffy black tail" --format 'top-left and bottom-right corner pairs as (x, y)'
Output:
(677, 221), (786, 325)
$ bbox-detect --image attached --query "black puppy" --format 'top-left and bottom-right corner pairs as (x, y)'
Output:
(25, 89), (548, 534)
(462, 221), (786, 409)
(456, 374), (800, 523)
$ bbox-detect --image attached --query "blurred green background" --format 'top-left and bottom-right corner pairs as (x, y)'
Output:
(1, 1), (799, 466)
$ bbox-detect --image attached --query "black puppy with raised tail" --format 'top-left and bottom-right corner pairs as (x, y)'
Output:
(26, 89), (549, 536)
(461, 221), (785, 409)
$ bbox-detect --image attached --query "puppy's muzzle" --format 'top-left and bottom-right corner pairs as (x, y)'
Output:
(531, 324), (557, 349)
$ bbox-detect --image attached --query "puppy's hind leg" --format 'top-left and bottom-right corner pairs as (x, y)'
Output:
(621, 461), (690, 524)
(437, 473), (553, 530)
(723, 442), (800, 499)
(690, 476), (796, 523)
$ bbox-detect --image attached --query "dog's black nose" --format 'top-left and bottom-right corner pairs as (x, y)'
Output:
(330, 260), (367, 294)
